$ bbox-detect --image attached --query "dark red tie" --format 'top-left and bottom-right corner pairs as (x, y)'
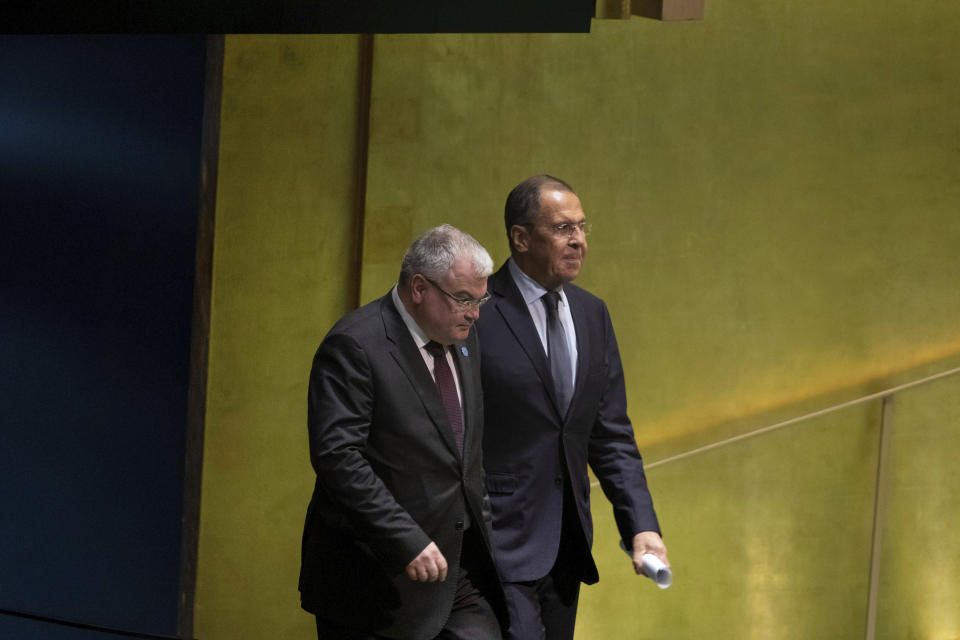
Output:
(425, 341), (464, 453)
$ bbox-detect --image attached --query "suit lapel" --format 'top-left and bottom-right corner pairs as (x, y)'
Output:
(451, 341), (475, 460)
(565, 285), (590, 416)
(452, 342), (474, 428)
(379, 294), (461, 460)
(489, 266), (563, 418)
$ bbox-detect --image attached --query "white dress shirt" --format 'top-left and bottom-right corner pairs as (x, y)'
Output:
(507, 258), (579, 381)
(391, 285), (463, 405)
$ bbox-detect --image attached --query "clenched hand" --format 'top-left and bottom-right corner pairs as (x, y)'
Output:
(405, 542), (448, 582)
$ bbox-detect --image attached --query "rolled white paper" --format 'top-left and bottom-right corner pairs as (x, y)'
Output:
(618, 541), (673, 589)
(641, 553), (672, 589)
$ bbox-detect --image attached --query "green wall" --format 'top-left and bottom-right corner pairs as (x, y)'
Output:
(583, 400), (882, 638)
(196, 35), (361, 640)
(876, 375), (960, 639)
(197, 2), (960, 637)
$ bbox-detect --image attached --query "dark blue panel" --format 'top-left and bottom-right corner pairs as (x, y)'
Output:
(0, 36), (205, 637)
(0, 614), (170, 640)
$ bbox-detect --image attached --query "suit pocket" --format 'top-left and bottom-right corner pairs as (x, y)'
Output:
(485, 472), (519, 495)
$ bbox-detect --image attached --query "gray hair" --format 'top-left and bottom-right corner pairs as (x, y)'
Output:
(399, 224), (494, 285)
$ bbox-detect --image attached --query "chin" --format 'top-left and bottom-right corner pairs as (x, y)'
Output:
(557, 263), (582, 280)
(561, 269), (581, 283)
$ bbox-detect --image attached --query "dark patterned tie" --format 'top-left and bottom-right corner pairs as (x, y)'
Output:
(542, 291), (573, 414)
(425, 341), (464, 453)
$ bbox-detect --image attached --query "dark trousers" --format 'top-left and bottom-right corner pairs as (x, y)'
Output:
(316, 530), (502, 640)
(501, 489), (587, 640)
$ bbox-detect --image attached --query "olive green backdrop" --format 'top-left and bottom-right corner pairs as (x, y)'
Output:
(195, 35), (362, 639)
(196, 2), (960, 638)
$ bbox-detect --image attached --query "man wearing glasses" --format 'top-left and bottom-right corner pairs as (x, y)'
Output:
(299, 224), (506, 639)
(476, 175), (669, 640)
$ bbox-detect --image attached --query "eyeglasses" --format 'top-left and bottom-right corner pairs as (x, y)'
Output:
(422, 276), (491, 309)
(525, 221), (592, 238)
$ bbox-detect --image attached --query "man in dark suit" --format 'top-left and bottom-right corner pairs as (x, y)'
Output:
(476, 175), (669, 640)
(300, 224), (507, 640)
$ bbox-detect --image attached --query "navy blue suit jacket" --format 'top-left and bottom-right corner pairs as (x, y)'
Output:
(477, 262), (660, 584)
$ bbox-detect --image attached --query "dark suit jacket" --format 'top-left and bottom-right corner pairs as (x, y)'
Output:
(476, 262), (661, 584)
(299, 292), (505, 639)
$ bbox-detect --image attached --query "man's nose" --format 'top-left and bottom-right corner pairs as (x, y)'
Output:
(465, 304), (481, 320)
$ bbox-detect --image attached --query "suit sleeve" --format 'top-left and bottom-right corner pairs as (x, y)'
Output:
(586, 301), (661, 544)
(472, 334), (496, 534)
(308, 332), (432, 569)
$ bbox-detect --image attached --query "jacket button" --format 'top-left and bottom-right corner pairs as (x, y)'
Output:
(554, 476), (563, 488)
(455, 520), (464, 531)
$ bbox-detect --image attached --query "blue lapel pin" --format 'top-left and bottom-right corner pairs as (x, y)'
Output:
(460, 346), (469, 357)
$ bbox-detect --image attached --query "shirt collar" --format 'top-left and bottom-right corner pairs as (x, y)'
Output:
(391, 284), (430, 349)
(508, 257), (567, 307)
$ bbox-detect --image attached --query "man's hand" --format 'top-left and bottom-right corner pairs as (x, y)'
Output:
(405, 542), (448, 582)
(630, 531), (669, 575)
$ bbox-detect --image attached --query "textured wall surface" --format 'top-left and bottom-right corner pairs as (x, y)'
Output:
(198, 1), (960, 635)
(876, 375), (960, 639)
(195, 35), (361, 640)
(584, 400), (882, 638)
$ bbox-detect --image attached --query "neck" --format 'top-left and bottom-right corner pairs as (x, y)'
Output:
(512, 255), (561, 291)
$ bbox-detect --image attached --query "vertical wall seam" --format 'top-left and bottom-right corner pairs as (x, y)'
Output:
(350, 34), (375, 311)
(865, 395), (895, 640)
(177, 33), (224, 640)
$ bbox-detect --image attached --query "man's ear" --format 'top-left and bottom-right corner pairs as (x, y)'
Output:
(510, 225), (530, 253)
(409, 274), (428, 303)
